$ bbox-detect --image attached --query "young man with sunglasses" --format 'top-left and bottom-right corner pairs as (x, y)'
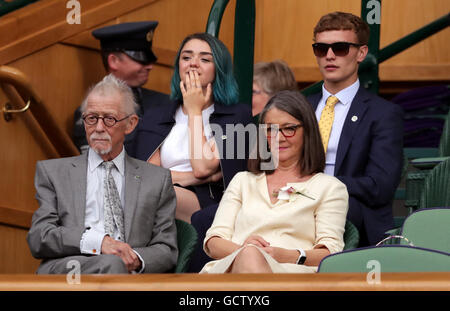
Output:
(307, 12), (404, 246)
(73, 21), (171, 155)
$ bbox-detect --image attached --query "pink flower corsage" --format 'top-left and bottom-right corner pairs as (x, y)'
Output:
(272, 186), (315, 202)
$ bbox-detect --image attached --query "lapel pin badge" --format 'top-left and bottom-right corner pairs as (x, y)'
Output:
(135, 175), (141, 180)
(221, 135), (227, 140)
(351, 116), (358, 122)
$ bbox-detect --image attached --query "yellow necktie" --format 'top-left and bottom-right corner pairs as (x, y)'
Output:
(318, 95), (339, 152)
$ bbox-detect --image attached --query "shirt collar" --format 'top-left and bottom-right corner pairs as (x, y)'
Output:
(88, 147), (126, 176)
(322, 79), (360, 106)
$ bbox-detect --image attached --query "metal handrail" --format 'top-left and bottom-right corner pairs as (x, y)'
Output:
(0, 65), (79, 157)
(206, 0), (230, 37)
(378, 13), (450, 63)
(206, 0), (255, 105)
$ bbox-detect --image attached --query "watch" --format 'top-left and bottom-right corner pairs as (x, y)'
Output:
(296, 248), (307, 265)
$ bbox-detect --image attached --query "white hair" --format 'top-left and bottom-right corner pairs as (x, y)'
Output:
(80, 74), (138, 115)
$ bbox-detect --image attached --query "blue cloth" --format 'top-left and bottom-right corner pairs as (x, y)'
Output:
(189, 203), (218, 272)
(308, 86), (404, 246)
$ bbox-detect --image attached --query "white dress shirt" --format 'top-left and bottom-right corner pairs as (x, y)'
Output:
(160, 104), (215, 171)
(315, 79), (360, 176)
(80, 147), (144, 273)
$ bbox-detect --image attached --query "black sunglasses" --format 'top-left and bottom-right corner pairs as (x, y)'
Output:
(312, 42), (363, 57)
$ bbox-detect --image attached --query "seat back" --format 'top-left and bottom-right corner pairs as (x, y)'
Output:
(400, 208), (450, 253)
(318, 245), (450, 273)
(343, 220), (359, 250)
(438, 110), (450, 157)
(175, 219), (198, 273)
(419, 157), (450, 210)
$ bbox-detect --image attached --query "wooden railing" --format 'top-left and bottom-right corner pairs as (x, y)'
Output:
(0, 272), (449, 291)
(0, 65), (79, 158)
(0, 0), (160, 65)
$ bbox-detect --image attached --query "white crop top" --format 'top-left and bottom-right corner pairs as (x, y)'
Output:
(160, 104), (215, 171)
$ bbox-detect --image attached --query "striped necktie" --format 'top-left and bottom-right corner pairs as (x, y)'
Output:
(318, 95), (339, 152)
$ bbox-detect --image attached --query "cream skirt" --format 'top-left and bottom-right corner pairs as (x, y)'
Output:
(200, 244), (317, 273)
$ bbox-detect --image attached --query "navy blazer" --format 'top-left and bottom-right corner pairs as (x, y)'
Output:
(133, 99), (253, 208)
(308, 86), (404, 245)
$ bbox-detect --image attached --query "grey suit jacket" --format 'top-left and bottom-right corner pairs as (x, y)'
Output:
(27, 151), (178, 273)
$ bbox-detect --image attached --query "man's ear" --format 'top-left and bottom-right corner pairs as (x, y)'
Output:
(357, 45), (369, 63)
(108, 53), (121, 72)
(125, 114), (139, 135)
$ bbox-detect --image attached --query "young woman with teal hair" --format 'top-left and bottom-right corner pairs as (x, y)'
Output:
(134, 33), (253, 224)
(170, 32), (239, 107)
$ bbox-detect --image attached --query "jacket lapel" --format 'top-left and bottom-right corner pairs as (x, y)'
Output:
(124, 154), (141, 242)
(334, 86), (370, 174)
(144, 100), (178, 161)
(210, 102), (234, 117)
(69, 154), (88, 225)
(307, 92), (323, 111)
(158, 100), (178, 124)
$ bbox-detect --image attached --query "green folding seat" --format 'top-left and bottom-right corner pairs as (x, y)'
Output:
(318, 245), (450, 273)
(175, 219), (198, 273)
(343, 220), (359, 250)
(400, 208), (450, 253)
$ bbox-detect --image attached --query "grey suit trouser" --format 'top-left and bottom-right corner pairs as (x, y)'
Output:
(36, 254), (128, 274)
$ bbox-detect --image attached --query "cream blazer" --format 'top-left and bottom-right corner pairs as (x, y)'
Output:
(201, 171), (349, 273)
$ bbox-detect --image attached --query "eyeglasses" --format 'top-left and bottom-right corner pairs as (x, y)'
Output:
(82, 114), (131, 127)
(252, 89), (267, 96)
(312, 42), (363, 57)
(266, 124), (302, 138)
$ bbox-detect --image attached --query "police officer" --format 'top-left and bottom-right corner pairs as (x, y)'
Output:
(73, 21), (170, 155)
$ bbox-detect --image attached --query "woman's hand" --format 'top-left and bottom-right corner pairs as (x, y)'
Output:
(181, 70), (220, 178)
(243, 235), (270, 248)
(180, 71), (212, 115)
(205, 236), (241, 260)
(261, 246), (299, 264)
(241, 236), (299, 264)
(262, 245), (331, 265)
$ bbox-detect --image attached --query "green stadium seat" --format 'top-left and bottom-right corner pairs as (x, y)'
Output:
(400, 208), (450, 253)
(343, 220), (359, 250)
(175, 219), (198, 273)
(318, 245), (450, 273)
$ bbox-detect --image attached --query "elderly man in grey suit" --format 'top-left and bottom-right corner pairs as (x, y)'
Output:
(27, 74), (178, 274)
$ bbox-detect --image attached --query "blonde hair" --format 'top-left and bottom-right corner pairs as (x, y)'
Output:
(253, 60), (298, 95)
